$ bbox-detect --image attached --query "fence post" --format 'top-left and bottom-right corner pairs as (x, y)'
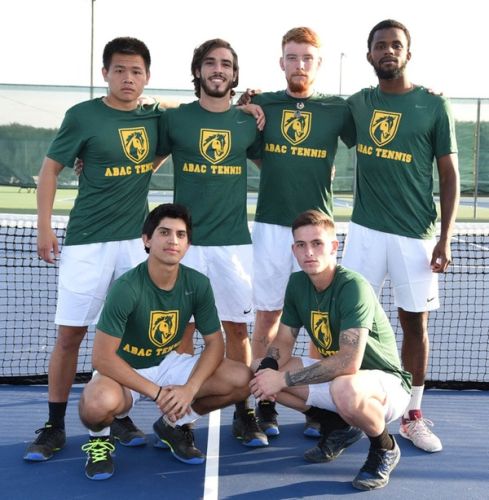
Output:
(473, 99), (481, 219)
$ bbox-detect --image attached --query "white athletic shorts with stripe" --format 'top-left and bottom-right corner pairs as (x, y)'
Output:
(252, 222), (300, 311)
(341, 222), (439, 312)
(182, 244), (253, 323)
(55, 239), (147, 326)
(302, 357), (410, 423)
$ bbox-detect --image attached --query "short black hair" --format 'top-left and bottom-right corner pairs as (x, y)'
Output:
(103, 37), (151, 72)
(367, 19), (411, 51)
(191, 38), (239, 98)
(142, 203), (192, 254)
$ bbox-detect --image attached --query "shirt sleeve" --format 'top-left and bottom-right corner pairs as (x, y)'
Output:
(97, 277), (137, 338)
(46, 108), (85, 168)
(193, 277), (221, 335)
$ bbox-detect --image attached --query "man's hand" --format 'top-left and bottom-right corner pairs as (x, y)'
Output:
(431, 239), (451, 273)
(237, 88), (262, 106)
(37, 227), (59, 264)
(154, 384), (195, 422)
(250, 369), (286, 401)
(73, 157), (84, 176)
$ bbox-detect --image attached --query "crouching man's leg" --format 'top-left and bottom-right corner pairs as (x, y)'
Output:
(79, 374), (134, 480)
(330, 370), (410, 491)
(152, 357), (253, 463)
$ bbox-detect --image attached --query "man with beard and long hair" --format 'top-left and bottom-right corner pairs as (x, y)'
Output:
(239, 27), (355, 441)
(343, 19), (459, 454)
(155, 39), (268, 448)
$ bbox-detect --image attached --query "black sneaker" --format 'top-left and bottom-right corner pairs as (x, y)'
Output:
(81, 436), (116, 481)
(153, 417), (205, 465)
(303, 415), (321, 438)
(352, 437), (401, 490)
(232, 410), (268, 447)
(111, 416), (147, 447)
(256, 401), (280, 437)
(23, 423), (66, 461)
(304, 425), (363, 463)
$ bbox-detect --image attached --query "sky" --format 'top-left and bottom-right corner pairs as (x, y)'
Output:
(2, 0), (489, 99)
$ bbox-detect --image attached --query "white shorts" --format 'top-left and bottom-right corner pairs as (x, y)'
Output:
(302, 358), (410, 423)
(182, 244), (253, 323)
(341, 222), (439, 312)
(252, 222), (300, 310)
(130, 351), (198, 407)
(55, 239), (147, 326)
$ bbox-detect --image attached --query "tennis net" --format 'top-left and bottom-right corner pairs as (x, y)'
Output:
(1, 214), (488, 389)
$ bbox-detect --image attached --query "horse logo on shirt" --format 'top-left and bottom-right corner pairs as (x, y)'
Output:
(200, 129), (231, 164)
(311, 311), (333, 353)
(369, 110), (401, 147)
(119, 127), (150, 163)
(281, 110), (311, 145)
(149, 310), (179, 347)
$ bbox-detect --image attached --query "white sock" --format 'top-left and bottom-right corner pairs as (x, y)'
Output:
(403, 385), (424, 419)
(89, 426), (111, 438)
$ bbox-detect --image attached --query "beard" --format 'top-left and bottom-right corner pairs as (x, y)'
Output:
(286, 73), (312, 93)
(200, 76), (234, 98)
(372, 60), (407, 80)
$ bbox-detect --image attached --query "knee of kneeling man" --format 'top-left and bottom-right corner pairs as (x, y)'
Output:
(331, 378), (359, 407)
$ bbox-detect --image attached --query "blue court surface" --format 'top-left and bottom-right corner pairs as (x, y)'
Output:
(1, 385), (487, 499)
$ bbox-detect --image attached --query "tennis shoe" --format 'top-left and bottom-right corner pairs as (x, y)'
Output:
(23, 423), (66, 461)
(352, 437), (401, 490)
(303, 415), (321, 438)
(232, 409), (268, 447)
(256, 401), (280, 437)
(111, 416), (147, 447)
(81, 436), (115, 481)
(304, 425), (363, 463)
(153, 417), (205, 465)
(399, 410), (442, 452)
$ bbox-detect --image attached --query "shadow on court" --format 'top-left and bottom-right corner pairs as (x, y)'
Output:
(0, 386), (487, 499)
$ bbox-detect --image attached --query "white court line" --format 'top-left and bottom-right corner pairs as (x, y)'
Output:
(203, 409), (221, 500)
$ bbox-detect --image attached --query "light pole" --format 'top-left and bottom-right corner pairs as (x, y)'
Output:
(90, 0), (96, 99)
(339, 52), (345, 96)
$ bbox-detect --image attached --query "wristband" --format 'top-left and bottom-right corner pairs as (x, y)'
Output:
(153, 386), (162, 401)
(256, 357), (278, 372)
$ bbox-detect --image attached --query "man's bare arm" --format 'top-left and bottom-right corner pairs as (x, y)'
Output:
(284, 327), (368, 387)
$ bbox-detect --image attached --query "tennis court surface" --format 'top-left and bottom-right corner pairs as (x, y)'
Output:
(1, 385), (487, 499)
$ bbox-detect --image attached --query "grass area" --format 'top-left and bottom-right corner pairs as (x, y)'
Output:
(1, 185), (489, 222)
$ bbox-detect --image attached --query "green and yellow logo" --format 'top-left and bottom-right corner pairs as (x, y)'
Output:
(119, 127), (149, 163)
(311, 311), (332, 351)
(200, 129), (231, 164)
(149, 310), (179, 348)
(281, 110), (311, 145)
(369, 110), (401, 147)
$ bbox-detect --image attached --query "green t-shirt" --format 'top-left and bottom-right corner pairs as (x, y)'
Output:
(47, 98), (161, 245)
(281, 265), (411, 392)
(347, 86), (458, 239)
(252, 91), (355, 227)
(97, 261), (221, 369)
(157, 101), (261, 246)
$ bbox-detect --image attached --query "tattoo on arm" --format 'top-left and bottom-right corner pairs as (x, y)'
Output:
(339, 328), (360, 348)
(285, 328), (364, 387)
